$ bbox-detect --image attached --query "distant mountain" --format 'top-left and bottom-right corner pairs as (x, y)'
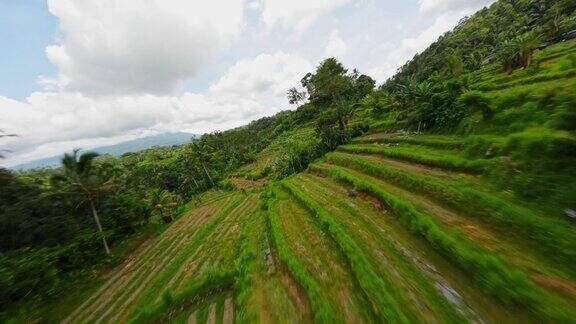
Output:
(11, 132), (196, 171)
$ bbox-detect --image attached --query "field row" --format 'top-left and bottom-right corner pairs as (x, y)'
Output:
(293, 134), (576, 322)
(65, 193), (257, 323)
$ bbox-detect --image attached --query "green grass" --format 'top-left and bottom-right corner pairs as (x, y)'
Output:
(130, 269), (234, 323)
(281, 181), (410, 323)
(232, 208), (261, 323)
(265, 190), (338, 323)
(236, 200), (310, 323)
(310, 163), (576, 321)
(162, 195), (257, 296)
(292, 174), (467, 323)
(129, 194), (256, 322)
(324, 152), (576, 277)
(73, 200), (229, 323)
(353, 134), (463, 149)
(338, 144), (492, 173)
(133, 195), (244, 312)
(475, 69), (576, 91)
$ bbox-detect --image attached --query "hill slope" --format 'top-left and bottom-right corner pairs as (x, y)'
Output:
(4, 1), (576, 323)
(61, 133), (576, 323)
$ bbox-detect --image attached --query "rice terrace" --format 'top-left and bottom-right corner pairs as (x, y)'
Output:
(1, 0), (576, 323)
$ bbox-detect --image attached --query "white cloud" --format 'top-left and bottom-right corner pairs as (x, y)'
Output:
(260, 0), (351, 32)
(0, 52), (312, 166)
(418, 0), (495, 15)
(44, 0), (245, 95)
(1, 0), (498, 167)
(367, 1), (495, 82)
(324, 29), (347, 58)
(210, 52), (312, 98)
(367, 14), (459, 81)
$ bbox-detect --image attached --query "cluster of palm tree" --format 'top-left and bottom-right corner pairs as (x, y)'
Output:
(497, 31), (542, 73)
(146, 188), (183, 223)
(394, 77), (433, 109)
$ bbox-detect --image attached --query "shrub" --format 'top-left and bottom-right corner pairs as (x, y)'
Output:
(463, 135), (504, 158)
(103, 193), (152, 237)
(556, 54), (576, 71)
(458, 91), (493, 120)
(0, 249), (61, 307)
(503, 129), (576, 161)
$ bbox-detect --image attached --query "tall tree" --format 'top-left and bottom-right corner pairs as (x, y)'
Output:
(52, 150), (112, 254)
(287, 87), (307, 105)
(302, 58), (352, 105)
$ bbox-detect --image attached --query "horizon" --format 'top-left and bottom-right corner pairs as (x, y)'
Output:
(0, 0), (494, 166)
(8, 131), (197, 170)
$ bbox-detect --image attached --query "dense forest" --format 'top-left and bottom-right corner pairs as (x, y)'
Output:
(1, 0), (576, 322)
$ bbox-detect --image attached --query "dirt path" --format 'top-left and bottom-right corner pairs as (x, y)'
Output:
(223, 298), (233, 324)
(187, 311), (197, 324)
(229, 176), (267, 189)
(206, 303), (217, 324)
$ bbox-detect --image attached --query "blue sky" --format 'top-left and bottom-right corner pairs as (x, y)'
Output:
(0, 0), (494, 166)
(0, 0), (57, 100)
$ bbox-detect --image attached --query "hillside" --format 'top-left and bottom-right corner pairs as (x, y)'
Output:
(51, 39), (576, 323)
(1, 0), (576, 323)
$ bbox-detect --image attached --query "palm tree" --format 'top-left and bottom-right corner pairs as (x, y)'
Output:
(147, 189), (182, 223)
(191, 142), (214, 187)
(497, 39), (519, 74)
(515, 32), (542, 68)
(53, 150), (112, 254)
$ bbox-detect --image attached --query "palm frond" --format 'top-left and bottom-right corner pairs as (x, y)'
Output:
(61, 149), (80, 174)
(78, 151), (99, 175)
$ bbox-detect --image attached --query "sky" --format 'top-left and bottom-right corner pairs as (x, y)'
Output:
(0, 0), (495, 167)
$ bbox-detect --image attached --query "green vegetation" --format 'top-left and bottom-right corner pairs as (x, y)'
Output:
(280, 182), (409, 322)
(324, 152), (576, 275)
(265, 190), (338, 323)
(309, 163), (574, 321)
(338, 143), (492, 173)
(2, 1), (576, 322)
(352, 134), (463, 149)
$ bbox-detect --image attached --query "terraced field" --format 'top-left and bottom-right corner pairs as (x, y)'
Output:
(307, 133), (576, 322)
(63, 132), (576, 323)
(63, 192), (248, 323)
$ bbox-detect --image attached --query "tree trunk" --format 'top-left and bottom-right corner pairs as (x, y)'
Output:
(525, 53), (532, 69)
(90, 199), (110, 255)
(191, 175), (199, 189)
(337, 114), (346, 131)
(201, 162), (214, 186)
